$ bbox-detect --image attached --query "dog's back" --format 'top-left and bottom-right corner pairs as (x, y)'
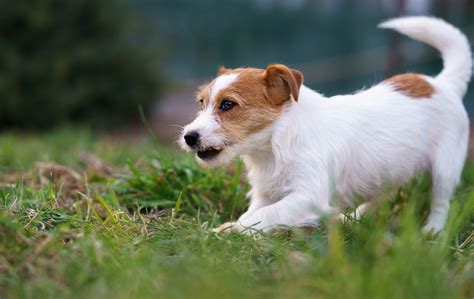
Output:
(316, 17), (472, 232)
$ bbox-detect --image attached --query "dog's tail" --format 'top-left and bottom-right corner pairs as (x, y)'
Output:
(379, 16), (472, 98)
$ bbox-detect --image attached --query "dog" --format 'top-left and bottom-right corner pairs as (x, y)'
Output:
(180, 16), (472, 234)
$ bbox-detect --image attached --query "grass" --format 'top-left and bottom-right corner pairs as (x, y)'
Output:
(0, 128), (473, 299)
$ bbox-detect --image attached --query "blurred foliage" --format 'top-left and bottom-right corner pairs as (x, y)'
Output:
(133, 0), (383, 78)
(0, 0), (164, 129)
(0, 0), (473, 129)
(131, 0), (474, 107)
(132, 0), (473, 80)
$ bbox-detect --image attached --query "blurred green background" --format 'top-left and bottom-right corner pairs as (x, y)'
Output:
(0, 0), (473, 133)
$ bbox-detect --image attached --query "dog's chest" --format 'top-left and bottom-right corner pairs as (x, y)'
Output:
(256, 175), (292, 201)
(245, 159), (294, 203)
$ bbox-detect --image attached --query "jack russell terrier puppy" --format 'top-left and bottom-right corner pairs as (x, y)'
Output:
(180, 16), (472, 234)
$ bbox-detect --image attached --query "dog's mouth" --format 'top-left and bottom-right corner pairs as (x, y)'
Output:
(196, 147), (223, 160)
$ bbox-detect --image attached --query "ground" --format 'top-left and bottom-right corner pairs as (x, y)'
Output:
(0, 128), (473, 299)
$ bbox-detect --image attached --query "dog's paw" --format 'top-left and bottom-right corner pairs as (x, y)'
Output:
(212, 221), (265, 236)
(212, 222), (240, 233)
(421, 223), (443, 235)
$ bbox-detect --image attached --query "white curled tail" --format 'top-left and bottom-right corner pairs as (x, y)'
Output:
(379, 16), (472, 98)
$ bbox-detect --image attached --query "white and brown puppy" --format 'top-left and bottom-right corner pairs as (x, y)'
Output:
(180, 16), (472, 234)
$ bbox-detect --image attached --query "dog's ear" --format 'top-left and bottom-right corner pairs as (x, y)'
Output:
(263, 64), (303, 105)
(218, 66), (230, 76)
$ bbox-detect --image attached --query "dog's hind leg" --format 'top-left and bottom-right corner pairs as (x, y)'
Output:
(423, 131), (468, 233)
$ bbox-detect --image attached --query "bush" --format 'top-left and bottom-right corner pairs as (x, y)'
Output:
(0, 0), (164, 129)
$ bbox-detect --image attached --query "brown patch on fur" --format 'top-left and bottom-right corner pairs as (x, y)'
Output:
(214, 68), (284, 141)
(264, 64), (303, 103)
(384, 73), (434, 98)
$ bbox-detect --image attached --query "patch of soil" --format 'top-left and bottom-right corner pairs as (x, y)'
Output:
(0, 154), (116, 216)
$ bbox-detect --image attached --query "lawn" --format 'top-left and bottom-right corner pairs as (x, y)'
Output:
(0, 128), (473, 299)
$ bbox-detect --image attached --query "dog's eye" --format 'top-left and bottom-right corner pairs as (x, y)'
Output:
(219, 100), (236, 111)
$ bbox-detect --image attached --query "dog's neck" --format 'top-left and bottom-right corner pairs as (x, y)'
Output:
(241, 142), (280, 201)
(240, 130), (275, 171)
(240, 100), (297, 180)
(241, 87), (326, 183)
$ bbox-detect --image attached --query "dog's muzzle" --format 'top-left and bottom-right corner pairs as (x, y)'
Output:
(183, 131), (223, 161)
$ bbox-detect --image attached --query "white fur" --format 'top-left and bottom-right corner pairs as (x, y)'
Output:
(210, 73), (239, 101)
(181, 104), (220, 148)
(196, 17), (472, 234)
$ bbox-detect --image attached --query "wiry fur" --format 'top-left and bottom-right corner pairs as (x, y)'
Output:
(180, 16), (472, 234)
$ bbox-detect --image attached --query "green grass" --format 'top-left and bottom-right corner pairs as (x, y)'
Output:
(0, 128), (473, 299)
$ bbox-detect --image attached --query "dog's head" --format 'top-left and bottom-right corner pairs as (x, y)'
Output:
(179, 64), (303, 166)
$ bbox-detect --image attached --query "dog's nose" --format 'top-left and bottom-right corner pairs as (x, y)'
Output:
(184, 131), (200, 147)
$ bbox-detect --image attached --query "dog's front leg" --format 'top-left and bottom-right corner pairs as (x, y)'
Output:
(216, 193), (332, 234)
(237, 195), (271, 220)
(212, 196), (269, 233)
